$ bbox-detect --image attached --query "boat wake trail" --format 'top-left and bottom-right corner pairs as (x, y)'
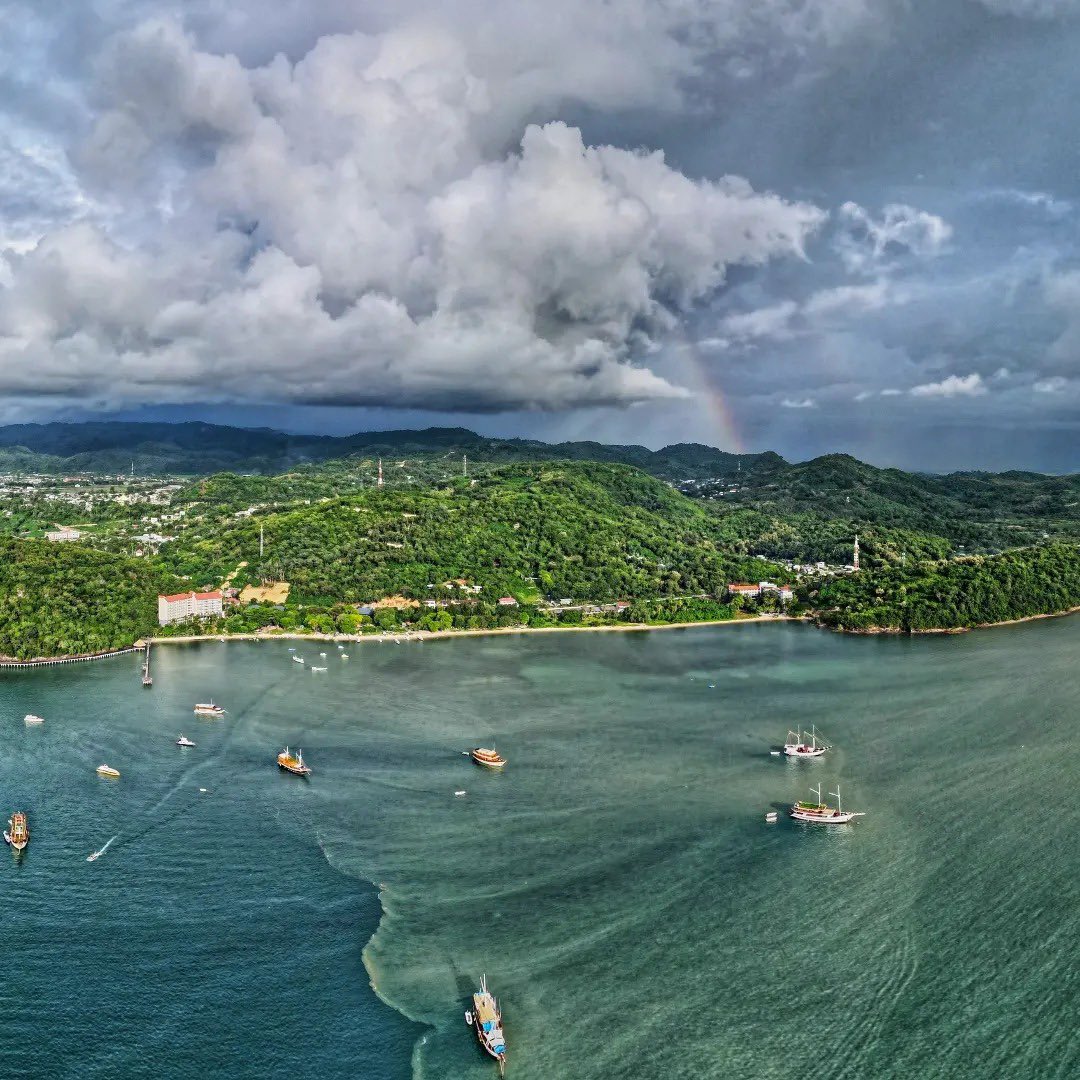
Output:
(86, 834), (118, 862)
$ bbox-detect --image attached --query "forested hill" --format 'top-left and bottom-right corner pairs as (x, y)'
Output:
(161, 462), (795, 605)
(0, 421), (782, 480)
(706, 453), (1080, 551)
(0, 539), (170, 659)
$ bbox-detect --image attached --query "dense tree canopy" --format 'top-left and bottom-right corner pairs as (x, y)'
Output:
(0, 539), (169, 659)
(808, 543), (1080, 631)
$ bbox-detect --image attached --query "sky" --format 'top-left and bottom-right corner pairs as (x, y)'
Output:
(5, 0), (1080, 470)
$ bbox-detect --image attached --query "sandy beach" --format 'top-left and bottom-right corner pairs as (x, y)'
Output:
(150, 613), (804, 648)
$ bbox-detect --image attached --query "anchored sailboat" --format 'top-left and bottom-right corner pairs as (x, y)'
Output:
(790, 783), (864, 825)
(783, 726), (829, 758)
(277, 746), (312, 777)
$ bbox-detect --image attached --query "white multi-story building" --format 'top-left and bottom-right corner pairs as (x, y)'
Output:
(157, 590), (223, 626)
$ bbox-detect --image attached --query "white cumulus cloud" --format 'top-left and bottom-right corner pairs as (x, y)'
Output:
(910, 373), (987, 398)
(0, 12), (827, 414)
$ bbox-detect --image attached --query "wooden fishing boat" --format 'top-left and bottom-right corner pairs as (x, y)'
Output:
(4, 812), (28, 851)
(277, 746), (312, 777)
(465, 975), (507, 1075)
(471, 747), (506, 770)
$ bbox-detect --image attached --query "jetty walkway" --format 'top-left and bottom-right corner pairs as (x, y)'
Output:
(0, 646), (140, 669)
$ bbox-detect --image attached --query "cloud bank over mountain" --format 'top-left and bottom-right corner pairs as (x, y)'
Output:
(5, 0), (1080, 467)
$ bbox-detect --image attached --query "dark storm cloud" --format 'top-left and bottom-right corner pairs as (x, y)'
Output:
(4, 0), (1080, 466)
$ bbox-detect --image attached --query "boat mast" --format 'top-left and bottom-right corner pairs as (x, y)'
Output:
(830, 785), (842, 814)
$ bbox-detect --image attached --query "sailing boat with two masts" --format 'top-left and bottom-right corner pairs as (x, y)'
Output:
(783, 725), (829, 758)
(790, 783), (864, 825)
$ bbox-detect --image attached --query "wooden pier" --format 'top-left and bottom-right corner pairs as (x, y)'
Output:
(0, 646), (140, 669)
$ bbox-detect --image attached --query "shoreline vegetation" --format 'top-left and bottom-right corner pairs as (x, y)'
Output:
(8, 454), (1080, 660)
(149, 612), (802, 647)
(9, 604), (1080, 664)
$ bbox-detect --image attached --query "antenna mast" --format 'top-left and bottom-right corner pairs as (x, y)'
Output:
(463, 453), (468, 478)
(259, 523), (264, 558)
(377, 458), (384, 487)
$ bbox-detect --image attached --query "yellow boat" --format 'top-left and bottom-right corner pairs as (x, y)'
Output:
(96, 764), (121, 779)
(277, 747), (312, 777)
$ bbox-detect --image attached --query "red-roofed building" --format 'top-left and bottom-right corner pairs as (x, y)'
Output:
(158, 590), (224, 625)
(497, 596), (519, 607)
(727, 583), (761, 598)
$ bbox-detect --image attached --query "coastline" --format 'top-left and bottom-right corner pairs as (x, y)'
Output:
(9, 604), (1080, 663)
(826, 602), (1080, 636)
(149, 613), (805, 648)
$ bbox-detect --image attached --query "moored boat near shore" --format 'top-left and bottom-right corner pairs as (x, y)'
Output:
(471, 747), (506, 770)
(466, 974), (507, 1075)
(277, 746), (312, 777)
(4, 812), (29, 851)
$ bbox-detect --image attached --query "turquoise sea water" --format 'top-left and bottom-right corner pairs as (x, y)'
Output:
(2, 622), (1079, 1078)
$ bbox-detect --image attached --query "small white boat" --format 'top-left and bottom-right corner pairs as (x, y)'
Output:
(96, 764), (121, 779)
(319, 652), (327, 658)
(176, 735), (196, 747)
(341, 653), (349, 659)
(455, 790), (467, 797)
(765, 811), (779, 823)
(311, 665), (328, 672)
(337, 645), (345, 650)
(288, 647), (296, 652)
(293, 656), (305, 665)
(23, 714), (45, 725)
(194, 702), (225, 717)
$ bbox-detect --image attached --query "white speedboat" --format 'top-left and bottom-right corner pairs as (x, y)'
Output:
(790, 783), (864, 825)
(319, 652), (327, 658)
(96, 764), (121, 779)
(292, 656), (305, 664)
(311, 665), (328, 672)
(176, 735), (196, 747)
(24, 714), (44, 725)
(783, 726), (829, 758)
(194, 702), (225, 717)
(340, 653), (349, 659)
